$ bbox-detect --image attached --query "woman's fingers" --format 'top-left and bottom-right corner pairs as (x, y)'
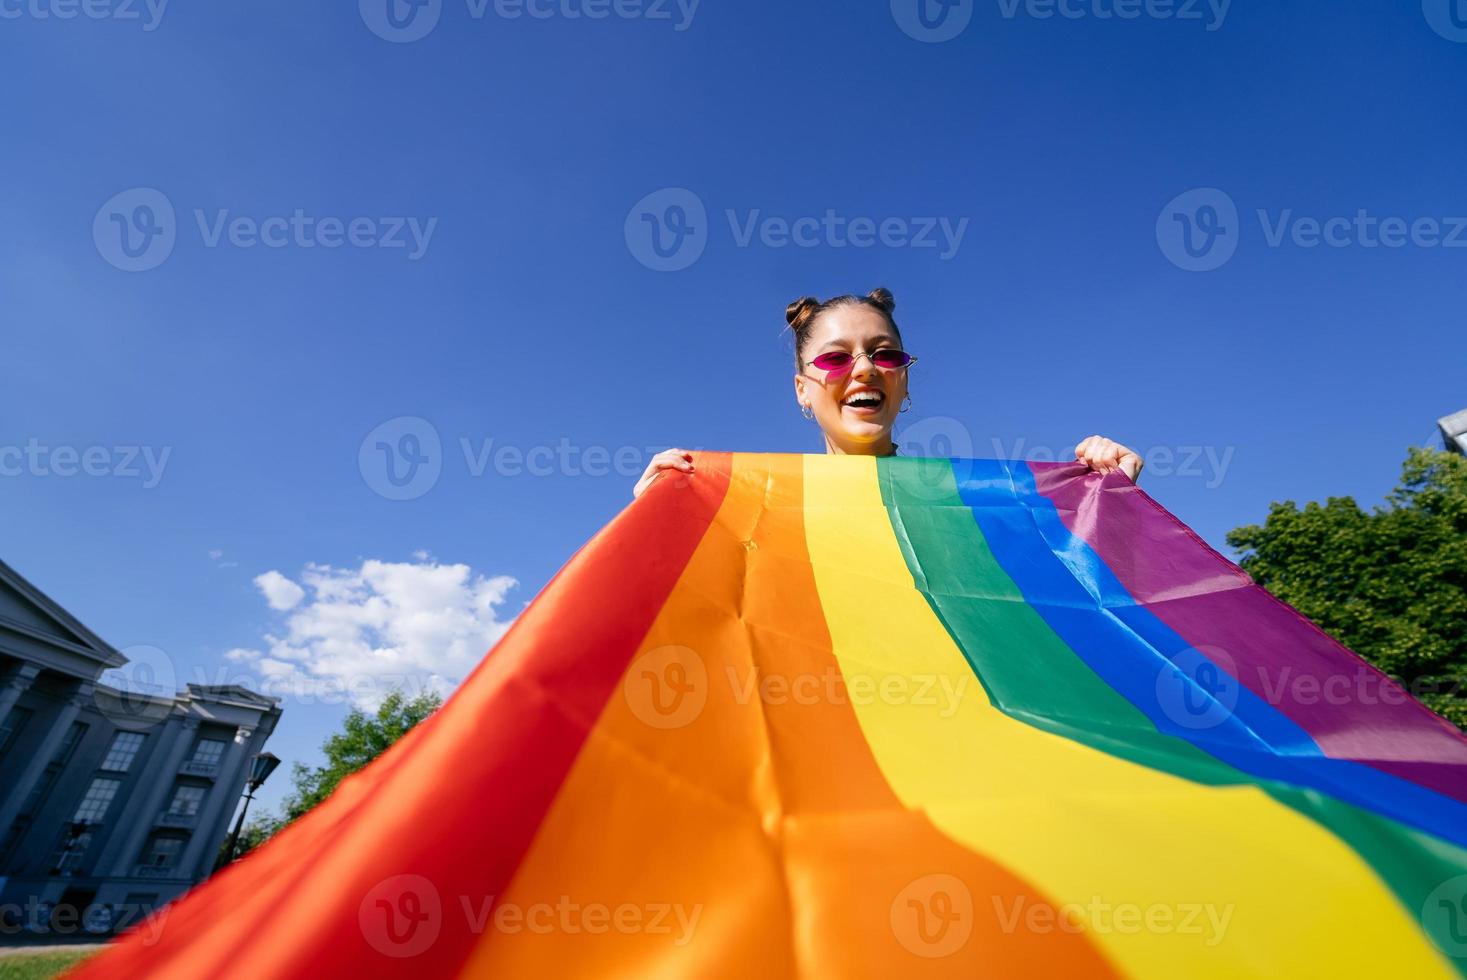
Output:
(1074, 435), (1143, 482)
(633, 449), (695, 499)
(1075, 435), (1104, 470)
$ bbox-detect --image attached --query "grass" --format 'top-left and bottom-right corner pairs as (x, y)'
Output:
(0, 949), (98, 980)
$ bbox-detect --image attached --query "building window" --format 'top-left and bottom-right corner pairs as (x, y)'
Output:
(55, 720), (88, 761)
(0, 706), (32, 757)
(189, 738), (226, 767)
(73, 777), (122, 823)
(141, 835), (185, 868)
(165, 785), (206, 817)
(100, 731), (146, 772)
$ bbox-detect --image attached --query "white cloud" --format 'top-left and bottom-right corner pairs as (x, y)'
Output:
(209, 549), (224, 560)
(237, 559), (519, 709)
(254, 570), (306, 611)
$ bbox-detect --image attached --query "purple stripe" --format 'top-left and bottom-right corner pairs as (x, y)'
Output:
(1029, 461), (1467, 805)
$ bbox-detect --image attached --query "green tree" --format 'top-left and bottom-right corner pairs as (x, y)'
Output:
(220, 688), (444, 860)
(282, 688), (444, 821)
(1227, 447), (1467, 731)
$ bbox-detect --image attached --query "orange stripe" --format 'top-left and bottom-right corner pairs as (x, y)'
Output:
(462, 453), (1118, 977)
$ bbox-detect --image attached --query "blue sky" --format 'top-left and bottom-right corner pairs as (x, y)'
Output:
(3, 0), (1464, 815)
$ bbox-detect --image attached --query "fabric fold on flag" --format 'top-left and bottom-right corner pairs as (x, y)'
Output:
(73, 453), (1467, 979)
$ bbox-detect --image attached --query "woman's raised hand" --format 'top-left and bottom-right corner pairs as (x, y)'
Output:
(1074, 435), (1143, 482)
(633, 448), (695, 499)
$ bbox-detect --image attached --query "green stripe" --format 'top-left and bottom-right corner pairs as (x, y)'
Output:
(876, 455), (1466, 972)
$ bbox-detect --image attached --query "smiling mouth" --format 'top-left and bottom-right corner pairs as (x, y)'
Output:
(841, 390), (885, 413)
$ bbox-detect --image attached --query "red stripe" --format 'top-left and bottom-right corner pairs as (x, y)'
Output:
(73, 453), (732, 979)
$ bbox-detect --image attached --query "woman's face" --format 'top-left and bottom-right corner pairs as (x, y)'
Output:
(793, 305), (910, 455)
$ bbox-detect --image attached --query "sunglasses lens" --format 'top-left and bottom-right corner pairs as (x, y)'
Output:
(872, 349), (913, 369)
(811, 352), (854, 373)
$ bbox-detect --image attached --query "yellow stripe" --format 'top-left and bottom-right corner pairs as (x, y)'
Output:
(802, 453), (1450, 979)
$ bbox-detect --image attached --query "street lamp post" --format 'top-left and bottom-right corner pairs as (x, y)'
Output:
(213, 751), (281, 873)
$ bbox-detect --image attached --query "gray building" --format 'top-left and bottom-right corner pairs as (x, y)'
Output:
(0, 558), (282, 937)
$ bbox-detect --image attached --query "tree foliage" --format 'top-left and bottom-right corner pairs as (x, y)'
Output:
(282, 688), (444, 821)
(222, 813), (285, 863)
(221, 688), (443, 862)
(1227, 448), (1467, 730)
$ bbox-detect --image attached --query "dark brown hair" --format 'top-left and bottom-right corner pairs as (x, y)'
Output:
(785, 288), (901, 371)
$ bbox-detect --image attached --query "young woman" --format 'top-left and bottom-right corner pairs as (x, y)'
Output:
(632, 288), (1143, 497)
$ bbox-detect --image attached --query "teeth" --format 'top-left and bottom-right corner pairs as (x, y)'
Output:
(843, 390), (884, 407)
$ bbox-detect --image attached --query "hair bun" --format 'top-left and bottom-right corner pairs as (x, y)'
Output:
(785, 296), (820, 330)
(866, 287), (895, 314)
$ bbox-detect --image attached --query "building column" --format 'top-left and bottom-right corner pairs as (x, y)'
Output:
(176, 726), (254, 880)
(0, 684), (91, 838)
(94, 716), (199, 878)
(0, 664), (41, 730)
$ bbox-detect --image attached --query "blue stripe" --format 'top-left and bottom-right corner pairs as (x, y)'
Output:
(950, 457), (1467, 848)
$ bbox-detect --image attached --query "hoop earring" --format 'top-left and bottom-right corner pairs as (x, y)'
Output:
(900, 394), (912, 413)
(800, 404), (814, 420)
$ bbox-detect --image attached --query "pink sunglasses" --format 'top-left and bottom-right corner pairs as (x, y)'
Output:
(804, 348), (917, 380)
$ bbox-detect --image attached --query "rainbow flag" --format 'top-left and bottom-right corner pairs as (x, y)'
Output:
(74, 453), (1467, 978)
